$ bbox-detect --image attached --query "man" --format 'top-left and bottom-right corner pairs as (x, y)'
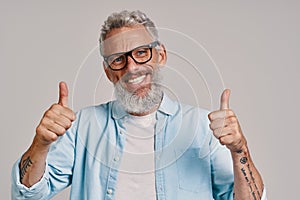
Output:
(12, 10), (266, 199)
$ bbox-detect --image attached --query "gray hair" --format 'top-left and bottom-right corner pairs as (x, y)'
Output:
(99, 10), (158, 54)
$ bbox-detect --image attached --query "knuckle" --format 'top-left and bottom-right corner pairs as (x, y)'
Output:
(219, 137), (225, 145)
(209, 111), (218, 119)
(228, 116), (237, 123)
(228, 109), (235, 116)
(71, 113), (76, 121)
(64, 109), (75, 120)
(57, 127), (66, 135)
(51, 103), (61, 112)
(68, 111), (75, 121)
(66, 120), (72, 128)
(40, 117), (51, 128)
(48, 134), (58, 142)
(36, 125), (43, 135)
(50, 103), (58, 110)
(36, 127), (58, 144)
(44, 110), (52, 118)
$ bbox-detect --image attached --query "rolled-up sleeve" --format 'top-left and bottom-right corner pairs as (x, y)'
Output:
(11, 120), (77, 200)
(11, 159), (50, 200)
(261, 188), (267, 200)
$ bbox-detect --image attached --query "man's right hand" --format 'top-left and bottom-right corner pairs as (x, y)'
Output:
(35, 81), (76, 146)
(20, 82), (76, 186)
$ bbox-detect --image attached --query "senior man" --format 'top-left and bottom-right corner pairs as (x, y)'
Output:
(12, 10), (266, 200)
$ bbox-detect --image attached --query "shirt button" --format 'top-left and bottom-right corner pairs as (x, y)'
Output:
(107, 188), (113, 194)
(119, 130), (124, 135)
(114, 156), (120, 161)
(159, 186), (163, 192)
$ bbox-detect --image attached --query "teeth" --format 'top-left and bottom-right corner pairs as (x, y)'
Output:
(128, 75), (146, 84)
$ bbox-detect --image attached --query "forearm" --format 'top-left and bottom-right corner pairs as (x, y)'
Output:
(15, 81), (75, 194)
(20, 137), (50, 187)
(231, 146), (264, 200)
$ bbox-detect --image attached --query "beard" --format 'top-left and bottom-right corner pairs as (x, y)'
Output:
(114, 67), (163, 115)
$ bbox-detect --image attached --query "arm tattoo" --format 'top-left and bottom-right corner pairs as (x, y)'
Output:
(252, 191), (257, 200)
(241, 167), (253, 192)
(236, 150), (243, 154)
(20, 156), (33, 182)
(247, 163), (261, 199)
(240, 157), (248, 164)
(239, 157), (261, 200)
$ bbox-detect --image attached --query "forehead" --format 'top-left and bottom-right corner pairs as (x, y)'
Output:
(101, 25), (155, 56)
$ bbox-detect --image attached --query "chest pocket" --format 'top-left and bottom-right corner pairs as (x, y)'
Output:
(175, 148), (212, 193)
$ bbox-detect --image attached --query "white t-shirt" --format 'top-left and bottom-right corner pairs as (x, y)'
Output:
(114, 112), (157, 200)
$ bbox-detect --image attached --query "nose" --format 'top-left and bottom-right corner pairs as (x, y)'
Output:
(125, 55), (139, 72)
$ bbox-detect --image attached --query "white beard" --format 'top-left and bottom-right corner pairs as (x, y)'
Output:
(114, 68), (163, 114)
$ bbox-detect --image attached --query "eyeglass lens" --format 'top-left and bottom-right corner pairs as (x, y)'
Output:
(107, 46), (153, 70)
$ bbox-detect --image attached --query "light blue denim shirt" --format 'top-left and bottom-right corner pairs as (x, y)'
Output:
(12, 95), (240, 200)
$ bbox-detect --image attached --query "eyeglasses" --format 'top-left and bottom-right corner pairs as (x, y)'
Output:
(103, 41), (160, 71)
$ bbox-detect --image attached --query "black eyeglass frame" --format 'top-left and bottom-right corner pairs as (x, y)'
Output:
(103, 41), (160, 71)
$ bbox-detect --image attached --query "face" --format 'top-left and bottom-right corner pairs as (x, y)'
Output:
(102, 25), (167, 98)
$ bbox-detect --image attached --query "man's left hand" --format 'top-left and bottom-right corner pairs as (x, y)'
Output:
(208, 89), (247, 152)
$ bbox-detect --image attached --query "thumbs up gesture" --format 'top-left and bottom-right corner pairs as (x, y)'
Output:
(208, 89), (247, 152)
(35, 82), (76, 146)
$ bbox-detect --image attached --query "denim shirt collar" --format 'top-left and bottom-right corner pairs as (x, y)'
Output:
(111, 93), (178, 120)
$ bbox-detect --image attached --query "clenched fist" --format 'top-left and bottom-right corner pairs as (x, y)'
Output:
(35, 82), (76, 146)
(208, 89), (247, 152)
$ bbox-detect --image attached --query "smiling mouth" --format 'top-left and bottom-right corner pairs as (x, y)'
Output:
(127, 74), (147, 84)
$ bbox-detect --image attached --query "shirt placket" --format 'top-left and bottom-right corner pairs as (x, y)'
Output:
(155, 112), (167, 200)
(105, 118), (126, 200)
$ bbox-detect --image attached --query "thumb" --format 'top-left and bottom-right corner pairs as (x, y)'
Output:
(220, 89), (231, 110)
(58, 81), (69, 107)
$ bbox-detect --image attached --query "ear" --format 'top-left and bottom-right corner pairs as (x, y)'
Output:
(157, 44), (167, 66)
(103, 61), (114, 82)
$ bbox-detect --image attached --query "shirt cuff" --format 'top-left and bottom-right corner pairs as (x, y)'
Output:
(11, 158), (49, 199)
(261, 187), (267, 200)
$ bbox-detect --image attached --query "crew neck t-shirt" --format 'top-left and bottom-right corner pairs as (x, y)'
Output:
(114, 112), (157, 200)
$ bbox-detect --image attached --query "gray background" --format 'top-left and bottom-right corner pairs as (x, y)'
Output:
(1, 0), (299, 199)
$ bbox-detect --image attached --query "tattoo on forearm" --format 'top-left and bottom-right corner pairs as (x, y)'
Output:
(241, 167), (253, 192)
(241, 167), (247, 176)
(239, 157), (261, 200)
(20, 156), (33, 182)
(247, 163), (261, 199)
(252, 191), (257, 200)
(236, 150), (243, 154)
(240, 157), (248, 164)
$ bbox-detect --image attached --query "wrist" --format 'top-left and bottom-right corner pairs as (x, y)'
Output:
(231, 144), (249, 157)
(31, 136), (51, 153)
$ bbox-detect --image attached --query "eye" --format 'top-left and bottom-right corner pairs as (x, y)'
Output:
(134, 48), (149, 57)
(109, 55), (125, 66)
(137, 50), (146, 56)
(114, 56), (123, 63)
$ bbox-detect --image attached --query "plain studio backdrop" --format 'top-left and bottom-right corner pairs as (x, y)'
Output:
(1, 1), (299, 199)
